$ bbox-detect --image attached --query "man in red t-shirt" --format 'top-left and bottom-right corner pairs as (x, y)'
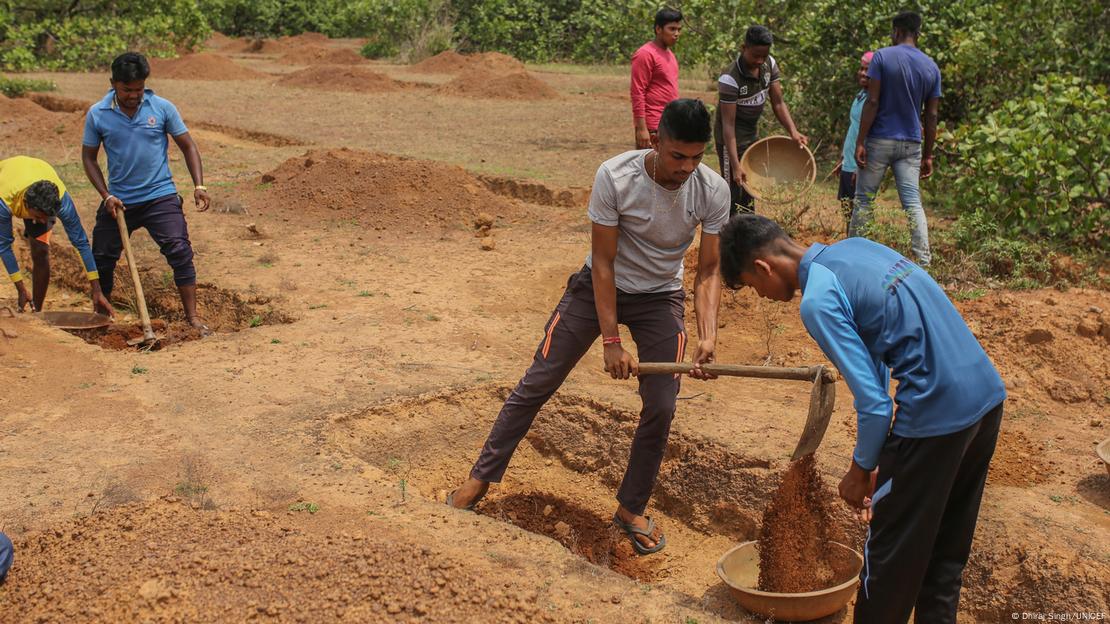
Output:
(630, 8), (682, 148)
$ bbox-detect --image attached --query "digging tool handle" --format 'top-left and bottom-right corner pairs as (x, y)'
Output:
(637, 362), (836, 384)
(114, 209), (156, 342)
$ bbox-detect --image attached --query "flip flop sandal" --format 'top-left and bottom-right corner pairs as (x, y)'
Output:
(612, 513), (666, 555)
(445, 489), (484, 512)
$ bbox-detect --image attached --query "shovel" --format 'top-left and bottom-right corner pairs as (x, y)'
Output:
(636, 362), (837, 460)
(114, 208), (160, 347)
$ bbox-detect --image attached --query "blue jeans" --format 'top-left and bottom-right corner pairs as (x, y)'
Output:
(849, 138), (931, 265)
(0, 531), (12, 582)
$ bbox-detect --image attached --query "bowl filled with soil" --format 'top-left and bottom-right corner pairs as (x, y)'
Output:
(1098, 437), (1110, 477)
(739, 135), (816, 204)
(716, 540), (862, 621)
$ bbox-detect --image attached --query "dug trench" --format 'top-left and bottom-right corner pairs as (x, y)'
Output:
(16, 241), (293, 350)
(330, 383), (867, 620)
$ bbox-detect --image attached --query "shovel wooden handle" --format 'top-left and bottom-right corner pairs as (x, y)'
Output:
(115, 209), (156, 342)
(637, 362), (836, 383)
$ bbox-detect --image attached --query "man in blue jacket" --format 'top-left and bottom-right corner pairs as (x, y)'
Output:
(719, 214), (1006, 623)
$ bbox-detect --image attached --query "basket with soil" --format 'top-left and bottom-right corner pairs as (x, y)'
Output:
(716, 455), (862, 621)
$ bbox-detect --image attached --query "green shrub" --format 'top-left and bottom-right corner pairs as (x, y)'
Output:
(0, 0), (209, 71)
(0, 76), (55, 97)
(944, 76), (1108, 245)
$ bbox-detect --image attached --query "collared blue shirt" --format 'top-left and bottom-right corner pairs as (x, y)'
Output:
(82, 89), (188, 205)
(798, 238), (1006, 470)
(841, 90), (867, 173)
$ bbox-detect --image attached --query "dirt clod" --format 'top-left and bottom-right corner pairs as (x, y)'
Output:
(757, 455), (849, 593)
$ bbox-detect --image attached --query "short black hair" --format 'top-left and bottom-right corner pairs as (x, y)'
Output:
(111, 52), (150, 83)
(892, 11), (922, 35)
(719, 214), (790, 289)
(657, 98), (711, 144)
(24, 180), (61, 217)
(744, 25), (773, 47)
(654, 8), (683, 30)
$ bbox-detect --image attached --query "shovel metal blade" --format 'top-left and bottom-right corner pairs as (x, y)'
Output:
(791, 365), (836, 460)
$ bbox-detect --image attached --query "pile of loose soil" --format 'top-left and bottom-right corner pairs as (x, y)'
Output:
(757, 454), (850, 593)
(66, 319), (202, 350)
(0, 93), (85, 146)
(275, 65), (402, 93)
(482, 492), (653, 582)
(251, 148), (516, 229)
(988, 428), (1052, 487)
(0, 499), (549, 623)
(149, 53), (268, 80)
(278, 45), (365, 65)
(438, 67), (558, 101)
(204, 31), (237, 50)
(412, 50), (525, 74)
(16, 240), (292, 336)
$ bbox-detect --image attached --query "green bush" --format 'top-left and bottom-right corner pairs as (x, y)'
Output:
(347, 0), (453, 61)
(944, 76), (1108, 244)
(0, 75), (55, 97)
(0, 0), (209, 71)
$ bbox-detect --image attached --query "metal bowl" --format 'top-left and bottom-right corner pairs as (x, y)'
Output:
(1098, 437), (1110, 477)
(716, 540), (862, 621)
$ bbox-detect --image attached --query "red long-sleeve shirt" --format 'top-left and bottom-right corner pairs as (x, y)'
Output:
(630, 41), (679, 131)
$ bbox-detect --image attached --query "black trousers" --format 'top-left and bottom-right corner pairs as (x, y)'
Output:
(471, 266), (686, 516)
(855, 402), (1004, 623)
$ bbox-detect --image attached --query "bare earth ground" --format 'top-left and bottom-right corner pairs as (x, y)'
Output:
(1, 37), (1107, 623)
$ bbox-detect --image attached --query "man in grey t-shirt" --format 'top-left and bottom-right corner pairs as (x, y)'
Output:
(448, 100), (730, 556)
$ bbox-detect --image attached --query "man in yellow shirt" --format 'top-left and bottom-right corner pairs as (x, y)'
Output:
(0, 156), (112, 314)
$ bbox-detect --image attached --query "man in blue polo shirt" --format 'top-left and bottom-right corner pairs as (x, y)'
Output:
(851, 11), (941, 266)
(81, 52), (211, 331)
(719, 214), (1006, 623)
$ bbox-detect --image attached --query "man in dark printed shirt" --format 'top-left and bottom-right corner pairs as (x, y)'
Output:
(714, 25), (808, 215)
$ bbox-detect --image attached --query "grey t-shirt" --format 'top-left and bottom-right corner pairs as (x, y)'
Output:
(585, 149), (731, 293)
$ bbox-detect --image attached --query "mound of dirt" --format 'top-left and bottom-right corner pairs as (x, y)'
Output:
(251, 148), (516, 229)
(275, 65), (401, 93)
(278, 45), (365, 65)
(149, 53), (268, 80)
(204, 31), (237, 50)
(0, 93), (85, 147)
(412, 50), (525, 74)
(438, 68), (557, 101)
(757, 454), (850, 593)
(2, 499), (550, 623)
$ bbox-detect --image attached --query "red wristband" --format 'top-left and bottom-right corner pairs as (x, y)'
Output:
(602, 336), (621, 345)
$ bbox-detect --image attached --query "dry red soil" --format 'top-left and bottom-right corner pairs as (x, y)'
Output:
(0, 33), (1106, 623)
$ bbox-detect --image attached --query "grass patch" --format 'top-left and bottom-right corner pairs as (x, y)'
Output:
(0, 76), (56, 98)
(288, 502), (319, 514)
